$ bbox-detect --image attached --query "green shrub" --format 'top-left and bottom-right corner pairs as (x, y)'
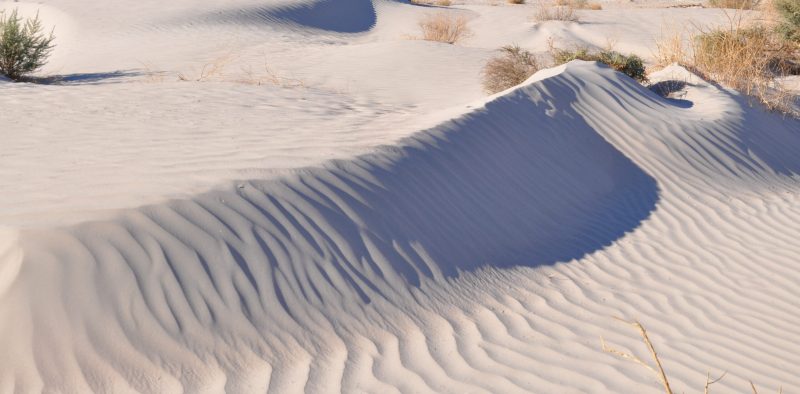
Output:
(482, 45), (540, 94)
(0, 9), (55, 81)
(707, 0), (760, 9)
(552, 47), (648, 82)
(774, 0), (800, 42)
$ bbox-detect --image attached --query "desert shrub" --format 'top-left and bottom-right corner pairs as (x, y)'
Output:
(508, 0), (526, 4)
(534, 3), (579, 21)
(774, 0), (800, 41)
(419, 13), (471, 44)
(482, 45), (540, 94)
(0, 9), (55, 81)
(596, 51), (647, 81)
(707, 0), (760, 8)
(552, 47), (648, 82)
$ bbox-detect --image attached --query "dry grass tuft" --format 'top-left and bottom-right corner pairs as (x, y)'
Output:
(236, 63), (306, 88)
(691, 23), (797, 113)
(482, 45), (540, 93)
(169, 54), (306, 88)
(570, 0), (603, 9)
(649, 12), (798, 116)
(418, 13), (471, 44)
(653, 29), (688, 68)
(533, 3), (579, 22)
(177, 54), (235, 82)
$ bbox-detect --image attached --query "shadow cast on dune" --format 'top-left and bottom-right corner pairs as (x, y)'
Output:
(27, 70), (141, 85)
(5, 64), (670, 387)
(201, 0), (376, 33)
(649, 80), (694, 108)
(41, 73), (660, 327)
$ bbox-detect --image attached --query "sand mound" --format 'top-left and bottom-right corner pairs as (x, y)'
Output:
(2, 61), (799, 392)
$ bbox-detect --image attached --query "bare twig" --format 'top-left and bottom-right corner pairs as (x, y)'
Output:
(704, 371), (728, 394)
(601, 336), (658, 375)
(603, 317), (674, 394)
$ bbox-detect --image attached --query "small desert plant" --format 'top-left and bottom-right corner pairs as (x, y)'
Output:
(534, 3), (579, 21)
(418, 13), (471, 44)
(508, 0), (526, 4)
(482, 45), (540, 93)
(707, 0), (761, 9)
(774, 0), (800, 41)
(0, 9), (55, 81)
(551, 46), (648, 82)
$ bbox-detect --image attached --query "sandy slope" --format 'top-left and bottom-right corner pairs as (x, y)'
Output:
(1, 0), (800, 393)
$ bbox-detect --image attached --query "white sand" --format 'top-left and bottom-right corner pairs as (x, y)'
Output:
(1, 0), (799, 392)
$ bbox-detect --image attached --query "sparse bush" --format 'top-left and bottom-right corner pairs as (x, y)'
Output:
(774, 0), (800, 41)
(508, 0), (526, 4)
(418, 13), (471, 44)
(0, 9), (55, 81)
(551, 47), (648, 82)
(707, 0), (760, 9)
(482, 45), (540, 94)
(534, 3), (579, 21)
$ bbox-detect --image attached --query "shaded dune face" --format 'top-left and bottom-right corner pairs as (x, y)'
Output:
(18, 67), (659, 335)
(198, 0), (378, 33)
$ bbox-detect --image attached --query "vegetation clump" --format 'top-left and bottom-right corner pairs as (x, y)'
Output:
(774, 0), (800, 42)
(551, 47), (648, 82)
(0, 9), (55, 81)
(706, 0), (760, 9)
(482, 45), (540, 94)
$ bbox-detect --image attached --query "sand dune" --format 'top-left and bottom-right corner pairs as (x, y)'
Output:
(2, 0), (800, 392)
(3, 61), (800, 392)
